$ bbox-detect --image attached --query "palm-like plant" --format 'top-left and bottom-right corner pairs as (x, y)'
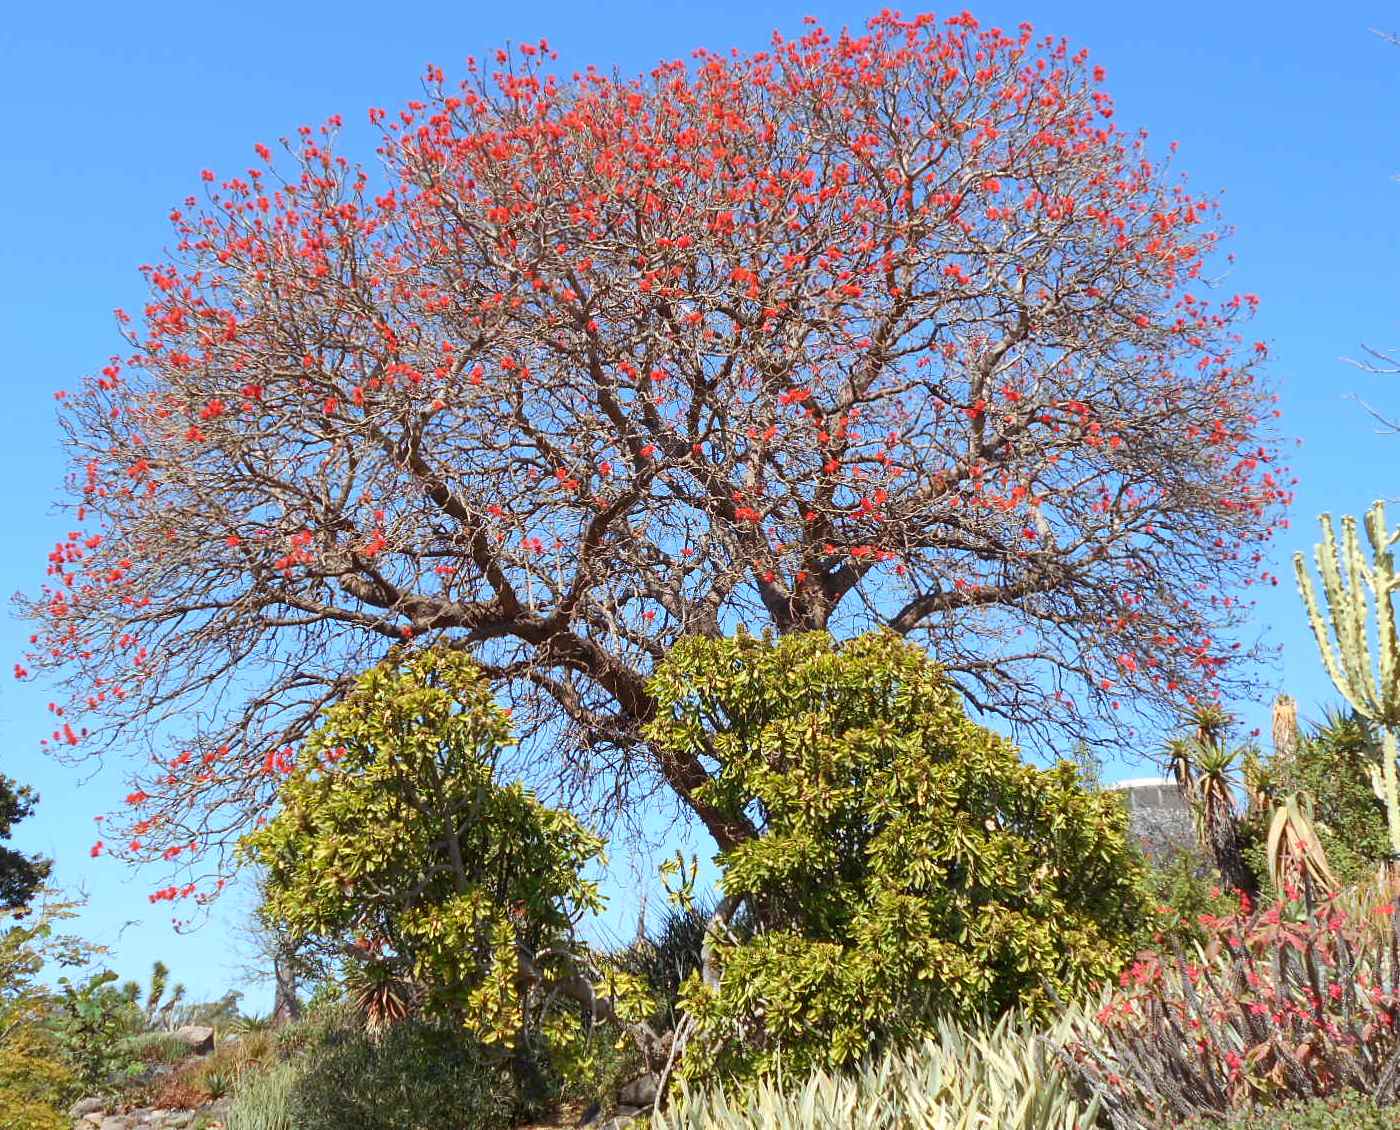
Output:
(344, 961), (416, 1036)
(1168, 709), (1259, 898)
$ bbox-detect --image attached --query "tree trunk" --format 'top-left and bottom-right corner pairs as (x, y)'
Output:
(271, 951), (302, 1026)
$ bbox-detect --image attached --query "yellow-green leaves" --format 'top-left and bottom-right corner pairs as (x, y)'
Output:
(241, 647), (602, 1049)
(648, 631), (1148, 1086)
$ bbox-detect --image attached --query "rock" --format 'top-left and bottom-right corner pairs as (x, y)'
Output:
(172, 1025), (215, 1055)
(617, 1073), (660, 1108)
(601, 1108), (645, 1129)
(70, 1097), (106, 1119)
(97, 1117), (130, 1130)
(161, 1113), (194, 1129)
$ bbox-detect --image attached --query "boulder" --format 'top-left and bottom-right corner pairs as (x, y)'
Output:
(600, 1108), (645, 1129)
(171, 1025), (215, 1055)
(617, 1073), (660, 1108)
(69, 1097), (106, 1119)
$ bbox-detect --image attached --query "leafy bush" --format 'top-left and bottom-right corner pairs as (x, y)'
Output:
(553, 1018), (645, 1119)
(51, 970), (143, 1092)
(612, 901), (719, 1031)
(0, 902), (77, 1129)
(1069, 896), (1400, 1128)
(0, 1024), (70, 1130)
(1143, 849), (1241, 951)
(647, 630), (1150, 1083)
(286, 1020), (516, 1130)
(243, 647), (605, 1050)
(225, 1060), (298, 1130)
(655, 1006), (1100, 1130)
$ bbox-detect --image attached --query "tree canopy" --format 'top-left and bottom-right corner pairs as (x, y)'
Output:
(0, 776), (51, 912)
(21, 11), (1286, 877)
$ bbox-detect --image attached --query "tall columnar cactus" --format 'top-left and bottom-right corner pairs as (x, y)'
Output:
(1294, 501), (1400, 863)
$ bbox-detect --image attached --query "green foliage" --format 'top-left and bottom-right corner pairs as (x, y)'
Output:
(225, 1060), (298, 1130)
(655, 1006), (1100, 1130)
(119, 1029), (195, 1066)
(612, 900), (719, 1031)
(1071, 897), (1400, 1126)
(551, 1018), (645, 1118)
(0, 899), (91, 1126)
(1143, 849), (1240, 951)
(0, 775), (50, 912)
(0, 1024), (70, 1130)
(243, 647), (605, 1048)
(1244, 709), (1392, 893)
(286, 1020), (516, 1130)
(1197, 1092), (1400, 1128)
(646, 630), (1149, 1083)
(52, 969), (143, 1092)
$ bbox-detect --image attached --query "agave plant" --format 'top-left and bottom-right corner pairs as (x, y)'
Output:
(1264, 793), (1338, 896)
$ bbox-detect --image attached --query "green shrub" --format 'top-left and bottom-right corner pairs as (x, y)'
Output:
(554, 1018), (645, 1119)
(1197, 1091), (1400, 1128)
(1143, 848), (1241, 951)
(286, 1020), (516, 1130)
(612, 901), (733, 1031)
(225, 1060), (298, 1130)
(647, 630), (1150, 1084)
(0, 1024), (70, 1130)
(655, 1006), (1100, 1130)
(51, 970), (144, 1092)
(243, 648), (605, 1050)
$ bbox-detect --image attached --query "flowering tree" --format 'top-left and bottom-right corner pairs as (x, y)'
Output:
(21, 12), (1288, 881)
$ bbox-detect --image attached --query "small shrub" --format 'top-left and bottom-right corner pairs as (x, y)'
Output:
(1143, 849), (1240, 951)
(0, 1024), (71, 1130)
(555, 1019), (645, 1118)
(119, 1030), (193, 1066)
(1069, 896), (1400, 1127)
(287, 1019), (516, 1130)
(51, 970), (143, 1092)
(225, 1060), (298, 1130)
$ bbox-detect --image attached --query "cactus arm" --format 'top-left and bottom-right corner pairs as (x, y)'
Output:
(1295, 536), (1369, 718)
(1335, 514), (1382, 715)
(1365, 502), (1400, 723)
(1383, 729), (1400, 858)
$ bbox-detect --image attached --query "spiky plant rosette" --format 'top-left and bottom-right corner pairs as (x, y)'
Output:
(1065, 893), (1400, 1128)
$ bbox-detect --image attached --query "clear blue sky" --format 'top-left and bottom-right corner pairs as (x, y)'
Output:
(1, 0), (1398, 1012)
